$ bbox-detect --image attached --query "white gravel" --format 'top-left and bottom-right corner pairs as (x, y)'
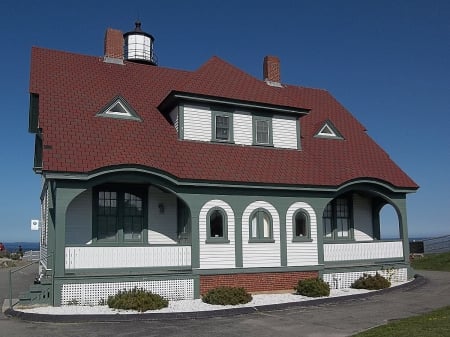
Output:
(15, 284), (408, 315)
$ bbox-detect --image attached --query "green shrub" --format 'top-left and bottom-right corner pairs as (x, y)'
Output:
(351, 273), (391, 290)
(295, 277), (330, 297)
(107, 288), (168, 312)
(202, 286), (252, 305)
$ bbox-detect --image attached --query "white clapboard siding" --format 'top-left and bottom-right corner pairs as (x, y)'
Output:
(66, 190), (92, 245)
(233, 113), (253, 145)
(353, 194), (374, 241)
(324, 241), (404, 262)
(242, 201), (280, 268)
(272, 116), (298, 149)
(199, 200), (235, 269)
(183, 105), (211, 141)
(65, 246), (191, 269)
(148, 186), (178, 244)
(286, 202), (318, 266)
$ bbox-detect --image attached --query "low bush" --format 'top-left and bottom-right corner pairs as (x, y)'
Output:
(202, 286), (252, 305)
(295, 277), (330, 297)
(107, 288), (168, 312)
(351, 273), (391, 290)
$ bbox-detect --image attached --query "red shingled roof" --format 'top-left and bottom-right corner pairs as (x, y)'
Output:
(29, 47), (418, 190)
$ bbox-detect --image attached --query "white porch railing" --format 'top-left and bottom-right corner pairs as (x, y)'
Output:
(324, 240), (404, 262)
(65, 246), (191, 270)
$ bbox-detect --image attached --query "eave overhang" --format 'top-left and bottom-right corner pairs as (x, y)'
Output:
(158, 91), (311, 116)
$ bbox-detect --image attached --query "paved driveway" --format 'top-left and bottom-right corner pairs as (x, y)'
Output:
(1, 268), (450, 337)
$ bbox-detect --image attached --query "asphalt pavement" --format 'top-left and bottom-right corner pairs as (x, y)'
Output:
(1, 265), (449, 337)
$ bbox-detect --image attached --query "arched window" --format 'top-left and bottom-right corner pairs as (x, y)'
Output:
(206, 208), (229, 243)
(293, 210), (311, 241)
(249, 209), (274, 242)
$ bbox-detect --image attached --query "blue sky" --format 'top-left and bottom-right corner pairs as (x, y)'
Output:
(0, 0), (448, 242)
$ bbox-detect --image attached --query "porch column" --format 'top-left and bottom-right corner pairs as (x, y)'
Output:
(394, 196), (410, 263)
(52, 184), (87, 305)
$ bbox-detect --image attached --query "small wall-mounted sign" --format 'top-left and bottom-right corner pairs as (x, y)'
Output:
(31, 219), (40, 231)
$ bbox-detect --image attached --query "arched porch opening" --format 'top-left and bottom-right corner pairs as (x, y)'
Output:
(379, 203), (400, 240)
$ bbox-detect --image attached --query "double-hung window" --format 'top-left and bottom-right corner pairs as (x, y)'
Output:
(94, 185), (147, 243)
(253, 116), (273, 146)
(212, 111), (233, 142)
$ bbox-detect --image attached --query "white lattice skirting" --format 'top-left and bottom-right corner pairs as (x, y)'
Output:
(323, 268), (408, 289)
(61, 278), (194, 305)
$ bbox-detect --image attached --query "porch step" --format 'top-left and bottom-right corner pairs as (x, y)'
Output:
(18, 282), (52, 306)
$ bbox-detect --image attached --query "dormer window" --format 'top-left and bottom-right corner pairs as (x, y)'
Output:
(212, 111), (233, 143)
(253, 116), (273, 146)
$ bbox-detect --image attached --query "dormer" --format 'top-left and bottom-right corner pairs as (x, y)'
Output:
(159, 91), (309, 150)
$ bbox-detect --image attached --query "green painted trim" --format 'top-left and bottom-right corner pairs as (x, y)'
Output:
(33, 133), (43, 172)
(178, 104), (184, 140)
(296, 117), (302, 151)
(248, 208), (274, 241)
(28, 93), (40, 133)
(158, 91), (310, 116)
(193, 265), (323, 275)
(190, 214), (200, 269)
(279, 207), (287, 267)
(193, 274), (200, 298)
(252, 115), (273, 146)
(211, 110), (234, 143)
(292, 209), (312, 241)
(43, 168), (417, 194)
(91, 184), (148, 244)
(205, 207), (229, 242)
(235, 211), (243, 268)
(54, 187), (87, 281)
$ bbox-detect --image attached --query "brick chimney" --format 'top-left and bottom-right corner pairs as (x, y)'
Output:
(263, 56), (281, 85)
(104, 28), (124, 63)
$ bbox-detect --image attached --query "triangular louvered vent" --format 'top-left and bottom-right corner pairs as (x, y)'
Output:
(97, 96), (141, 121)
(315, 120), (343, 139)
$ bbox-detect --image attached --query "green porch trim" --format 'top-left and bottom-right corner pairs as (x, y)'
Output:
(54, 186), (87, 280)
(44, 169), (418, 194)
(192, 265), (323, 275)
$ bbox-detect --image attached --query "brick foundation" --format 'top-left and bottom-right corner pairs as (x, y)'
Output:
(200, 271), (318, 295)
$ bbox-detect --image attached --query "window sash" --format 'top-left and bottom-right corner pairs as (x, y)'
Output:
(96, 188), (145, 243)
(215, 115), (230, 141)
(256, 120), (269, 144)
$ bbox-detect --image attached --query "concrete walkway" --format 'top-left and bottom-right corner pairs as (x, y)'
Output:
(1, 270), (450, 337)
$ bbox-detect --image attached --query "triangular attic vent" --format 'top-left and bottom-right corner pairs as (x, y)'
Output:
(315, 120), (343, 139)
(97, 96), (141, 121)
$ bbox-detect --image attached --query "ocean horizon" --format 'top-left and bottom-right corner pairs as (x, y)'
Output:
(2, 242), (40, 252)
